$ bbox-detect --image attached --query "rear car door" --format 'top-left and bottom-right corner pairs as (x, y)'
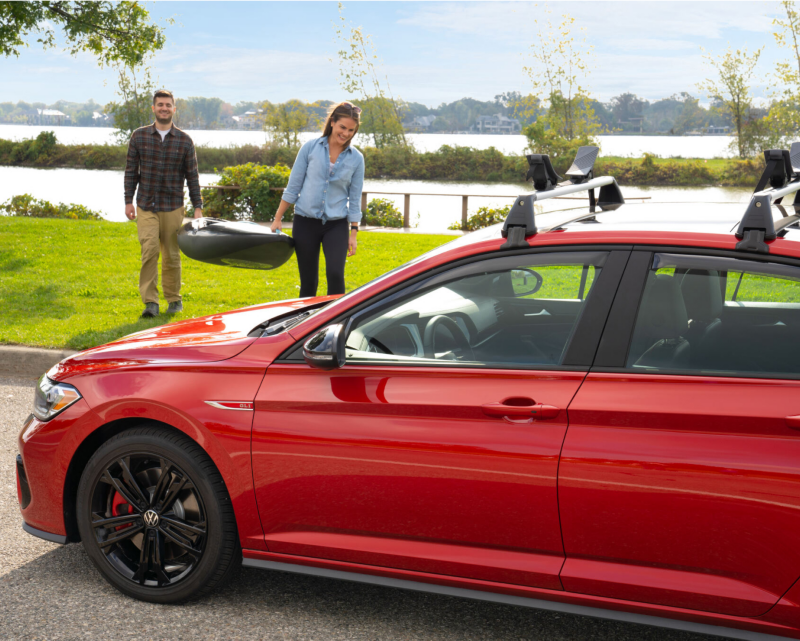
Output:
(559, 250), (800, 617)
(252, 248), (628, 589)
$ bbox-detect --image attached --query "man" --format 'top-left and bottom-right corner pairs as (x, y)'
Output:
(124, 89), (203, 318)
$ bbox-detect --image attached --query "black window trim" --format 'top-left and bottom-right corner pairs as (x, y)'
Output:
(277, 243), (635, 369)
(593, 243), (800, 379)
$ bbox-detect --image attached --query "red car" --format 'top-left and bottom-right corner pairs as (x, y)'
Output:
(17, 146), (800, 641)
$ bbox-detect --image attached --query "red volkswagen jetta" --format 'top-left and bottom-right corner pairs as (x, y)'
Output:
(17, 147), (800, 641)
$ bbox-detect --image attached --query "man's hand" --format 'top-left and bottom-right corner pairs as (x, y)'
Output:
(348, 232), (358, 257)
(270, 219), (282, 232)
(193, 208), (203, 219)
(125, 204), (136, 221)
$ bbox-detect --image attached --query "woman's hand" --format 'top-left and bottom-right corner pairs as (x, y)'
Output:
(270, 218), (282, 232)
(348, 231), (358, 257)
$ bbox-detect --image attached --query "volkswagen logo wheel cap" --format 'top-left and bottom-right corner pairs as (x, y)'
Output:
(143, 510), (159, 528)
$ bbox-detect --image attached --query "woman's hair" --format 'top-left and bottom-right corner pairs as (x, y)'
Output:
(322, 101), (361, 143)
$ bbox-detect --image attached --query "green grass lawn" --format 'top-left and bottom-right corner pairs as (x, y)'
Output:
(0, 218), (452, 350)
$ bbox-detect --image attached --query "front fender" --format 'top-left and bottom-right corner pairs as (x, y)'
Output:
(54, 363), (267, 550)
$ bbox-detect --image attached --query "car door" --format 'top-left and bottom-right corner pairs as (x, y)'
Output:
(559, 250), (800, 617)
(252, 249), (628, 589)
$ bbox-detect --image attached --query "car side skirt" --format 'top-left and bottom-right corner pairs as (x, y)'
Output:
(242, 551), (795, 641)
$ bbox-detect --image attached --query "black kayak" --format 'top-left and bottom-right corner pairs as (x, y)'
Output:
(177, 218), (295, 270)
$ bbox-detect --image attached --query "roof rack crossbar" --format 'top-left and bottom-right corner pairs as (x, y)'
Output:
(776, 214), (800, 237)
(735, 142), (800, 253)
(501, 146), (624, 248)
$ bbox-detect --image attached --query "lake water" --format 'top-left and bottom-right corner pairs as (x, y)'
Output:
(0, 124), (734, 158)
(0, 165), (750, 232)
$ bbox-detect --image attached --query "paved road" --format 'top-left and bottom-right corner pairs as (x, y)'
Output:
(0, 374), (731, 641)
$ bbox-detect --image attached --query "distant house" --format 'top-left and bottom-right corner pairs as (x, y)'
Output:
(707, 125), (731, 135)
(218, 113), (237, 128)
(92, 111), (109, 123)
(236, 109), (264, 130)
(406, 115), (437, 132)
(474, 113), (521, 134)
(617, 117), (644, 134)
(33, 109), (69, 126)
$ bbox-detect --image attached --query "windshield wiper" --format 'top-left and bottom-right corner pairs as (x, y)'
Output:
(248, 303), (329, 338)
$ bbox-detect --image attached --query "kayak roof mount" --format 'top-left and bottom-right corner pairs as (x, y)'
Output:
(501, 146), (624, 249)
(735, 142), (800, 254)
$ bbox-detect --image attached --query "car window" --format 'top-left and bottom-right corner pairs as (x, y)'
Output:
(626, 253), (800, 377)
(345, 251), (606, 369)
(725, 271), (800, 303)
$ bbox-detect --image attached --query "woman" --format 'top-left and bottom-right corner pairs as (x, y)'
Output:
(271, 101), (364, 298)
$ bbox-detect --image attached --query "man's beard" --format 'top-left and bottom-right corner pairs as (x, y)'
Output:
(155, 113), (173, 126)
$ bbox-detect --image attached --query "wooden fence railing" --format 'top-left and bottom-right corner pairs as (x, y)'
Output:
(201, 185), (649, 229)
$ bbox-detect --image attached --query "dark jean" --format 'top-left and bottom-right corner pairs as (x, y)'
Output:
(292, 215), (349, 298)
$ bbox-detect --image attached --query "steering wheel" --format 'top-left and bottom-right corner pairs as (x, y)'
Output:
(422, 315), (475, 361)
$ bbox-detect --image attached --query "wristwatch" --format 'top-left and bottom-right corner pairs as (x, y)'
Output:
(350, 224), (359, 233)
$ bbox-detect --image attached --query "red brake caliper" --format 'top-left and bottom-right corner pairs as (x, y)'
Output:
(111, 491), (133, 530)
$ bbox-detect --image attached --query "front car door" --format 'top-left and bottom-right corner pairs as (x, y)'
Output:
(252, 248), (628, 589)
(559, 250), (800, 617)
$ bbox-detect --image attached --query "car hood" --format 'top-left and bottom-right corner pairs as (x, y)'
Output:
(49, 298), (330, 380)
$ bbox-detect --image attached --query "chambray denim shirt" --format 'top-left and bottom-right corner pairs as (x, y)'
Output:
(282, 137), (364, 224)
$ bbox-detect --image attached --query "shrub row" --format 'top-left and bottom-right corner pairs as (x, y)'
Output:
(0, 132), (289, 173)
(448, 204), (511, 231)
(0, 132), (766, 187)
(0, 194), (103, 220)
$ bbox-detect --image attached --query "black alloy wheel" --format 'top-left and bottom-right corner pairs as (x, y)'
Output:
(77, 426), (240, 603)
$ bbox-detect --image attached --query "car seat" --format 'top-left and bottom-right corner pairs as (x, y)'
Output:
(680, 269), (724, 356)
(630, 274), (691, 369)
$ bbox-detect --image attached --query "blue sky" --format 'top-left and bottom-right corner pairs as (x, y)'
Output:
(0, 1), (790, 107)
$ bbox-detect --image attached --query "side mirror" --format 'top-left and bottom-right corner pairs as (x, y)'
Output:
(510, 268), (543, 297)
(303, 324), (346, 370)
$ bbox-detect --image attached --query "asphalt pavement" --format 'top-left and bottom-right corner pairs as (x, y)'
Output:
(0, 374), (731, 641)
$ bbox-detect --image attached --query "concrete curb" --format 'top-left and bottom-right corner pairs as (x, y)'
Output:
(0, 346), (77, 380)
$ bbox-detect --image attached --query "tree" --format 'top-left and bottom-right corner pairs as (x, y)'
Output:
(522, 5), (599, 162)
(332, 3), (406, 148)
(0, 1), (166, 68)
(767, 1), (800, 146)
(697, 45), (764, 158)
(104, 60), (156, 143)
(672, 96), (706, 135)
(74, 110), (94, 127)
(264, 99), (317, 147)
(495, 91), (541, 126)
(174, 97), (224, 128)
(610, 93), (648, 130)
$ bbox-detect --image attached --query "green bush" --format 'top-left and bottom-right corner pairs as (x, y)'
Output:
(201, 162), (293, 222)
(0, 194), (103, 220)
(449, 204), (511, 231)
(363, 198), (403, 227)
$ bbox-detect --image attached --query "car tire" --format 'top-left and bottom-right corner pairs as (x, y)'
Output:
(76, 425), (240, 603)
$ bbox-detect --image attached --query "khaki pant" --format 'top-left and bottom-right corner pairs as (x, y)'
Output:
(136, 206), (185, 305)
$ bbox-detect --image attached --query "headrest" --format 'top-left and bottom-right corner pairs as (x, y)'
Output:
(638, 274), (688, 339)
(681, 269), (723, 323)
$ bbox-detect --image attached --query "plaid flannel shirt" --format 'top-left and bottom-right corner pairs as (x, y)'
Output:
(124, 123), (203, 213)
